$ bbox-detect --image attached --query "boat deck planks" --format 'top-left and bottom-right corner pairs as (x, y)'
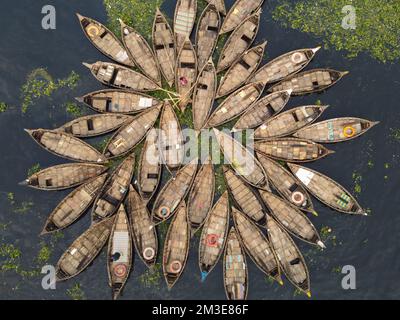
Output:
(217, 10), (261, 72)
(77, 13), (134, 67)
(91, 155), (135, 223)
(199, 191), (229, 280)
(223, 227), (248, 300)
(217, 42), (267, 98)
(77, 89), (162, 114)
(163, 201), (190, 289)
(153, 8), (176, 86)
(83, 61), (160, 92)
(26, 129), (107, 163)
(42, 173), (108, 234)
(127, 186), (158, 268)
(107, 205), (133, 300)
(120, 20), (162, 86)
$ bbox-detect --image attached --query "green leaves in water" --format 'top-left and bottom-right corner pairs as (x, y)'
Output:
(20, 68), (80, 113)
(104, 0), (164, 39)
(66, 283), (86, 300)
(272, 0), (400, 63)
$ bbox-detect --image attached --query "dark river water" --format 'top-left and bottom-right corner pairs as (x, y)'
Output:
(0, 0), (399, 300)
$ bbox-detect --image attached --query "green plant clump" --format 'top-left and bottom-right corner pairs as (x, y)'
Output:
(66, 283), (86, 300)
(272, 0), (400, 63)
(0, 102), (8, 113)
(21, 68), (80, 113)
(27, 163), (41, 177)
(104, 0), (164, 39)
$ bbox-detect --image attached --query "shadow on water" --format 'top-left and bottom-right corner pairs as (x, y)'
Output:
(0, 0), (399, 299)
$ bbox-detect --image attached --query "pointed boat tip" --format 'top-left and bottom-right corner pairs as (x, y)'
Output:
(306, 291), (312, 298)
(341, 70), (350, 76)
(82, 62), (92, 69)
(18, 179), (29, 186)
(317, 241), (326, 249)
(312, 46), (322, 53)
(371, 121), (380, 127)
(201, 272), (208, 282)
(327, 149), (336, 155)
(24, 128), (33, 134)
(286, 88), (293, 95)
(75, 96), (84, 103)
(75, 13), (84, 20)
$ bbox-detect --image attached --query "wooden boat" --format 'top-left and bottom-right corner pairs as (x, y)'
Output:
(266, 216), (311, 297)
(256, 152), (315, 213)
(199, 191), (229, 281)
(254, 105), (329, 139)
(213, 129), (268, 189)
(217, 42), (267, 98)
(137, 129), (162, 203)
(223, 227), (248, 300)
(174, 0), (197, 52)
(175, 37), (198, 111)
(56, 217), (115, 281)
(103, 105), (161, 158)
(83, 61), (160, 92)
(41, 173), (108, 235)
(120, 20), (162, 86)
(126, 186), (158, 268)
(232, 90), (292, 131)
(220, 0), (264, 34)
(206, 82), (265, 128)
(20, 163), (107, 191)
(206, 0), (226, 15)
(107, 205), (132, 300)
(58, 114), (131, 138)
(76, 13), (134, 67)
(217, 10), (261, 72)
(232, 207), (282, 283)
(76, 89), (162, 114)
(151, 158), (198, 223)
(254, 138), (334, 163)
(25, 129), (107, 163)
(159, 101), (184, 171)
(92, 155), (135, 223)
(248, 47), (321, 85)
(268, 69), (349, 96)
(192, 60), (217, 131)
(153, 8), (176, 87)
(163, 201), (190, 289)
(223, 165), (267, 226)
(195, 4), (221, 71)
(187, 157), (215, 234)
(260, 190), (324, 248)
(293, 118), (379, 143)
(287, 164), (367, 215)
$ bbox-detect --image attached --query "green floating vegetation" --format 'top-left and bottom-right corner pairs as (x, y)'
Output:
(66, 283), (86, 300)
(390, 128), (400, 141)
(272, 0), (400, 63)
(139, 263), (163, 288)
(104, 0), (164, 39)
(36, 242), (52, 265)
(352, 171), (362, 194)
(0, 102), (8, 113)
(5, 192), (34, 214)
(65, 102), (83, 117)
(20, 68), (80, 113)
(27, 163), (41, 177)
(0, 244), (22, 274)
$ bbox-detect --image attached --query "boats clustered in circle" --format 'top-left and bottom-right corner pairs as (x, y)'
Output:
(21, 0), (378, 300)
